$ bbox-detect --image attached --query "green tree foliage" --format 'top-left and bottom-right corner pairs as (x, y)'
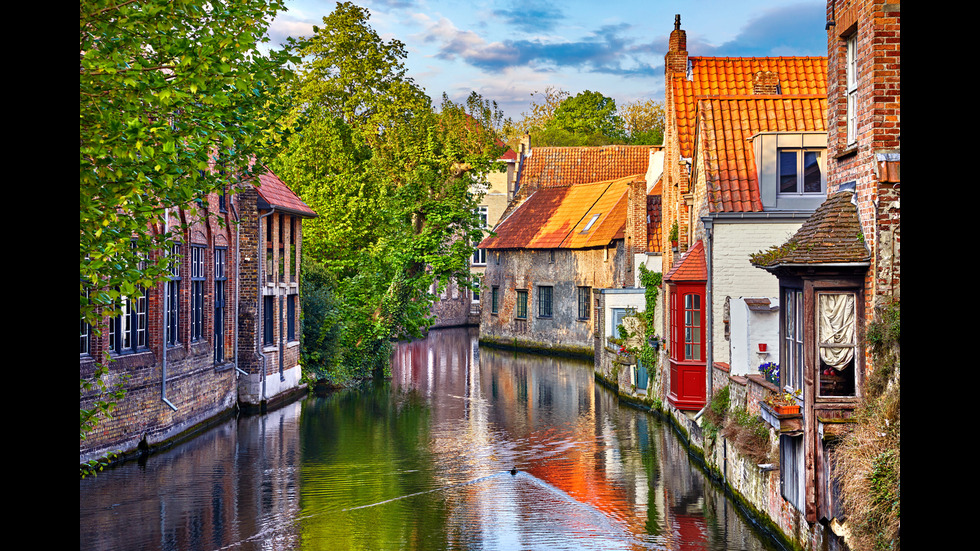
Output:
(80, 0), (293, 444)
(275, 2), (505, 382)
(80, 0), (293, 326)
(504, 88), (664, 147)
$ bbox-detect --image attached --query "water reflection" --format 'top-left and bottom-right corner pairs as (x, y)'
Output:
(80, 326), (779, 550)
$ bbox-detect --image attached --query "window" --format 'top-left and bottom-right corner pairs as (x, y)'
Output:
(214, 247), (227, 363)
(537, 286), (553, 318)
(472, 279), (480, 303)
(846, 33), (858, 146)
(80, 287), (91, 356)
(263, 295), (275, 346)
(109, 291), (148, 355)
(582, 213), (601, 232)
(287, 294), (296, 342)
(167, 243), (181, 346)
(817, 292), (857, 397)
(516, 289), (528, 319)
(779, 149), (823, 194)
(683, 293), (702, 361)
(783, 289), (804, 392)
(289, 216), (297, 283)
(780, 435), (805, 511)
(491, 286), (499, 314)
(577, 287), (591, 320)
(473, 206), (488, 265)
(190, 245), (206, 342)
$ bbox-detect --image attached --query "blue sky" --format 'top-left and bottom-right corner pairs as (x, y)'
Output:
(267, 0), (827, 121)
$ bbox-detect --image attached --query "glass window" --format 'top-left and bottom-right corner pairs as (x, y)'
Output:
(846, 33), (858, 146)
(538, 286), (553, 318)
(683, 293), (701, 361)
(783, 289), (804, 392)
(779, 150), (824, 194)
(577, 287), (591, 320)
(214, 247), (227, 363)
(190, 245), (206, 342)
(167, 243), (181, 346)
(516, 289), (528, 319)
(263, 295), (275, 345)
(287, 294), (296, 342)
(818, 292), (857, 397)
(491, 286), (499, 314)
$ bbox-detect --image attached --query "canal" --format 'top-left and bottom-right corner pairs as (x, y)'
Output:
(79, 326), (782, 550)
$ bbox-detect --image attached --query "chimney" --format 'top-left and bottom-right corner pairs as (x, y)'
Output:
(665, 14), (688, 77)
(753, 70), (781, 95)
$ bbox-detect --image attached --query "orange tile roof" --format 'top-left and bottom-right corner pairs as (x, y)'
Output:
(672, 56), (827, 159)
(665, 240), (706, 282)
(479, 174), (644, 250)
(517, 145), (655, 190)
(252, 167), (317, 218)
(698, 95), (827, 212)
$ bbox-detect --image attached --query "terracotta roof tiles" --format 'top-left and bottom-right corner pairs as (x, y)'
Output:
(252, 168), (317, 218)
(664, 240), (706, 282)
(479, 174), (644, 250)
(698, 95), (827, 213)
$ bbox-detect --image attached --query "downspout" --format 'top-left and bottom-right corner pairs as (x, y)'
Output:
(161, 208), (178, 411)
(257, 207), (276, 404)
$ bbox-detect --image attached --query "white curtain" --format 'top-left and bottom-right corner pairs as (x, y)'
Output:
(818, 293), (855, 370)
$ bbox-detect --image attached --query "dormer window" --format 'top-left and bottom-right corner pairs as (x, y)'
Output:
(778, 149), (824, 195)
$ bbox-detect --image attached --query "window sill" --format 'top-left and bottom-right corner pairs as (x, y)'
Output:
(834, 144), (858, 159)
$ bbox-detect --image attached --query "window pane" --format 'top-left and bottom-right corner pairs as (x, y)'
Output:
(779, 151), (798, 193)
(803, 152), (822, 193)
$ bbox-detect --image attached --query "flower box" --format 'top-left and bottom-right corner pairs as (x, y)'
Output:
(772, 404), (800, 416)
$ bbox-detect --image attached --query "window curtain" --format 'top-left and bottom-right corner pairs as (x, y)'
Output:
(818, 293), (854, 370)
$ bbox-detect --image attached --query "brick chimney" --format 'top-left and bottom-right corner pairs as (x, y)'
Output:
(665, 14), (688, 77)
(753, 70), (781, 94)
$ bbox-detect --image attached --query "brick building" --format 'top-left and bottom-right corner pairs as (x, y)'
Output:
(657, 14), (829, 411)
(750, 0), (900, 531)
(80, 167), (316, 465)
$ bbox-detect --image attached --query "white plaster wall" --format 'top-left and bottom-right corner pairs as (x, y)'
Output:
(239, 364), (303, 405)
(711, 222), (801, 366)
(601, 289), (646, 338)
(729, 297), (780, 376)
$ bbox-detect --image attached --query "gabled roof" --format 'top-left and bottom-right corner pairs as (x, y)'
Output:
(672, 56), (827, 159)
(479, 174), (644, 250)
(697, 95), (827, 213)
(251, 168), (316, 218)
(665, 240), (706, 282)
(751, 191), (871, 269)
(517, 145), (655, 190)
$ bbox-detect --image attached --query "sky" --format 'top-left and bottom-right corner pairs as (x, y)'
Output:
(266, 0), (828, 122)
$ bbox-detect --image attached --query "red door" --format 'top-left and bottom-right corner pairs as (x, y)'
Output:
(668, 282), (706, 411)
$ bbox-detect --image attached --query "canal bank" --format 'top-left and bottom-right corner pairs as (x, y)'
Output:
(593, 349), (848, 551)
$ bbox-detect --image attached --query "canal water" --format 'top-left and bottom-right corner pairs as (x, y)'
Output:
(80, 326), (782, 551)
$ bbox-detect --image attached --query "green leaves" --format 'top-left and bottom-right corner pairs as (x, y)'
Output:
(275, 4), (504, 382)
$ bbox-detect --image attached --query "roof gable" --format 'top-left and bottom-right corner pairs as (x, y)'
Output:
(665, 240), (706, 282)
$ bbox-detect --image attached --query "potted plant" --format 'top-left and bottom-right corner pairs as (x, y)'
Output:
(669, 221), (678, 249)
(758, 362), (779, 385)
(763, 389), (802, 416)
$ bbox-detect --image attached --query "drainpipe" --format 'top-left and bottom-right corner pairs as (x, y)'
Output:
(161, 208), (178, 412)
(257, 207), (276, 404)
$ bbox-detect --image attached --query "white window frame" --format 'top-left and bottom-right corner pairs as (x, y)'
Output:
(846, 33), (858, 146)
(778, 149), (825, 195)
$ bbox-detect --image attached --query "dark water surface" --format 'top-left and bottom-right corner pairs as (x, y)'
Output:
(80, 326), (780, 550)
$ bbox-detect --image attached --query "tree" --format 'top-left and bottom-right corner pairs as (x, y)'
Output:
(275, 2), (505, 381)
(618, 99), (665, 145)
(545, 90), (623, 141)
(80, 0), (293, 440)
(80, 0), (293, 325)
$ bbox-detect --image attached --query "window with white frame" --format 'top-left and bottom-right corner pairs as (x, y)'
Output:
(472, 206), (488, 265)
(783, 288), (804, 392)
(780, 435), (805, 511)
(779, 149), (824, 195)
